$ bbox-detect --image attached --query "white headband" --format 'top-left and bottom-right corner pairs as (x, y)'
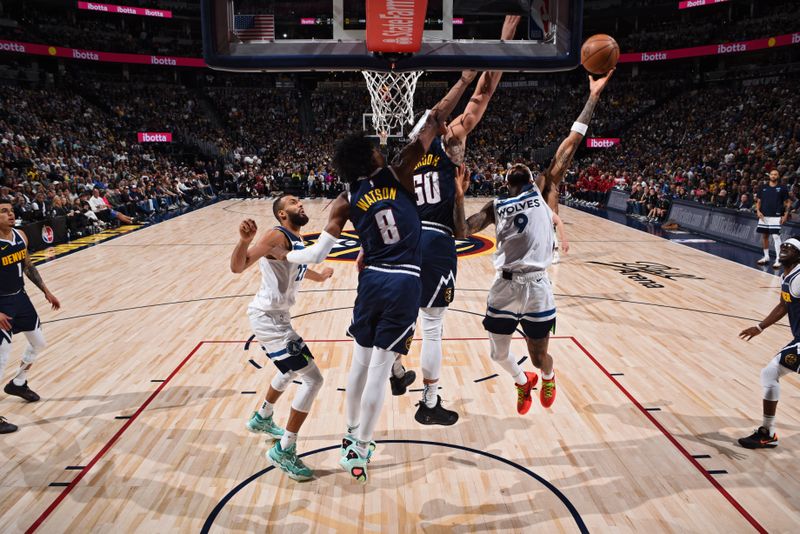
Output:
(784, 238), (800, 251)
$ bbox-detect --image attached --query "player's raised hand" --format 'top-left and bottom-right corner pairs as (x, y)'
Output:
(501, 15), (521, 40)
(239, 219), (257, 243)
(454, 164), (470, 199)
(739, 326), (762, 341)
(589, 68), (615, 97)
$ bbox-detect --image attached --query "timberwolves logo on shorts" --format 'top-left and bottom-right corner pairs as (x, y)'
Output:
(303, 230), (495, 262)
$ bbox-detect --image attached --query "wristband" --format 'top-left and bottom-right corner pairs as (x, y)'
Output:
(571, 122), (588, 136)
(756, 324), (763, 332)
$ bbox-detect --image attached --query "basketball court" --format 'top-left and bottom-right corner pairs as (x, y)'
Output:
(0, 199), (796, 532)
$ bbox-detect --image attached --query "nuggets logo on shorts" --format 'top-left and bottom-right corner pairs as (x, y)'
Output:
(444, 287), (454, 303)
(785, 353), (798, 367)
(303, 230), (495, 262)
(782, 291), (792, 303)
(405, 335), (414, 351)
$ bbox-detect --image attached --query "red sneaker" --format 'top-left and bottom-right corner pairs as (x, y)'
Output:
(515, 372), (538, 415)
(540, 374), (556, 408)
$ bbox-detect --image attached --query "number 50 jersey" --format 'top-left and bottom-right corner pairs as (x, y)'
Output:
(493, 182), (554, 272)
(349, 167), (422, 267)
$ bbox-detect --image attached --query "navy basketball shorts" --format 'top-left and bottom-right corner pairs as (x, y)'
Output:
(0, 291), (41, 335)
(248, 307), (313, 374)
(419, 230), (457, 309)
(348, 266), (421, 355)
(776, 341), (800, 373)
(482, 271), (556, 339)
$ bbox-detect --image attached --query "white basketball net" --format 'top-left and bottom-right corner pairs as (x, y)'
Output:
(362, 70), (423, 145)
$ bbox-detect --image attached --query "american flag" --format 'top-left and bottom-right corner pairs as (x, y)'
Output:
(233, 15), (275, 41)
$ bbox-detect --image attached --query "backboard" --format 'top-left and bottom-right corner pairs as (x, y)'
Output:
(201, 0), (583, 73)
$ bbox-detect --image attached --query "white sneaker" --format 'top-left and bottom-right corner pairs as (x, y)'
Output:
(773, 261), (782, 269)
(756, 257), (769, 265)
(552, 251), (560, 264)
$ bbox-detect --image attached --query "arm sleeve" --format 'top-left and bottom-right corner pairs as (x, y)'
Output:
(790, 275), (800, 299)
(285, 231), (337, 265)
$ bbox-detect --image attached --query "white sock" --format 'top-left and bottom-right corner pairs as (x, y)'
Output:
(13, 362), (32, 386)
(542, 370), (555, 380)
(762, 414), (775, 436)
(258, 400), (274, 419)
(347, 423), (359, 436)
(423, 382), (438, 408)
(512, 370), (527, 386)
(280, 430), (297, 450)
(763, 248), (770, 259)
(391, 357), (405, 378)
(355, 441), (369, 457)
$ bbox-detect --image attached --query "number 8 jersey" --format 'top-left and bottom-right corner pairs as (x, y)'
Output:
(493, 182), (554, 272)
(349, 167), (422, 267)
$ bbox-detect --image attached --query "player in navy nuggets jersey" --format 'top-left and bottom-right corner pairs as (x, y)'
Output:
(271, 110), (445, 484)
(738, 237), (800, 449)
(0, 201), (61, 434)
(411, 15), (521, 426)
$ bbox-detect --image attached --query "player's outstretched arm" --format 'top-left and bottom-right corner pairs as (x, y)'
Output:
(538, 69), (615, 204)
(553, 212), (569, 254)
(463, 200), (496, 236)
(444, 15), (520, 163)
(739, 299), (787, 340)
(230, 219), (289, 273)
(392, 110), (446, 194)
(272, 193), (350, 265)
(305, 266), (334, 282)
(18, 231), (59, 310)
(430, 70), (477, 121)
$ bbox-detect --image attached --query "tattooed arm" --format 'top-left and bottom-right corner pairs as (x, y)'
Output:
(444, 15), (520, 165)
(19, 231), (60, 310)
(463, 200), (496, 236)
(537, 70), (615, 206)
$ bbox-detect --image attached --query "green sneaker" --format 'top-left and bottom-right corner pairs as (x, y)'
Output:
(246, 412), (284, 438)
(267, 441), (313, 481)
(340, 434), (376, 460)
(339, 443), (369, 484)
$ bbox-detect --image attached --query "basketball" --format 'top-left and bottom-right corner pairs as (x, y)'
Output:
(581, 34), (619, 75)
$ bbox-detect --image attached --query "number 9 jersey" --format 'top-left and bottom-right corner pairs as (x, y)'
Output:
(349, 167), (422, 267)
(493, 182), (554, 272)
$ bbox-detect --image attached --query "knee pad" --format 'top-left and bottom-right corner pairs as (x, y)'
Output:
(271, 370), (295, 392)
(488, 331), (512, 363)
(420, 307), (445, 341)
(291, 363), (324, 413)
(761, 360), (781, 402)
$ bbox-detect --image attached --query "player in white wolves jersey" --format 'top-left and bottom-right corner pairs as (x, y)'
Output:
(230, 194), (333, 481)
(455, 70), (613, 414)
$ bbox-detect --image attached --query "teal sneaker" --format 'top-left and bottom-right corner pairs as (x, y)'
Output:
(246, 412), (284, 438)
(340, 434), (376, 460)
(339, 443), (369, 484)
(267, 441), (313, 481)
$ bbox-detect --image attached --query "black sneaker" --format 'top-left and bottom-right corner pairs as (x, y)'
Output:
(738, 427), (778, 449)
(4, 380), (40, 402)
(389, 369), (416, 396)
(414, 395), (458, 426)
(0, 416), (18, 434)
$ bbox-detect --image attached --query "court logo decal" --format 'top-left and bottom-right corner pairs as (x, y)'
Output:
(587, 261), (704, 289)
(302, 230), (495, 262)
